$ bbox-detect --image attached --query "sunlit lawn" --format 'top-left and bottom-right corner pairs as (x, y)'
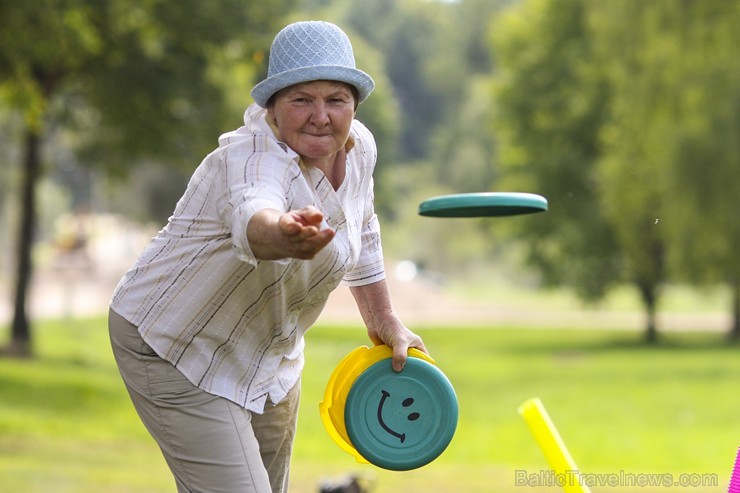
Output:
(1, 316), (737, 492)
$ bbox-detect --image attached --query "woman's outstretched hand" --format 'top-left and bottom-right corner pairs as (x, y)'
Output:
(248, 206), (336, 260)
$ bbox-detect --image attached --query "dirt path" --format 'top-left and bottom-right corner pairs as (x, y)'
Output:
(1, 266), (729, 334)
(2, 214), (730, 333)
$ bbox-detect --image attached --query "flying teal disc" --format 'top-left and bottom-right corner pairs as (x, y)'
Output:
(419, 192), (548, 217)
(344, 357), (458, 471)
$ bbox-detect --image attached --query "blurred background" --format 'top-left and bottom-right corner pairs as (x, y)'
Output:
(1, 0), (739, 492)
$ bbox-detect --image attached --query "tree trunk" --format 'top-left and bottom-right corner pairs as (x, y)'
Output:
(7, 127), (41, 357)
(729, 278), (740, 343)
(639, 283), (659, 344)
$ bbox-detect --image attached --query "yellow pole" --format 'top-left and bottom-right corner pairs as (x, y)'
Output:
(518, 398), (591, 493)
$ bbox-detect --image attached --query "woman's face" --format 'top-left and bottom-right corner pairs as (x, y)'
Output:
(267, 81), (356, 167)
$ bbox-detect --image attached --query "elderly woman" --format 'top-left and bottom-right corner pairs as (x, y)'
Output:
(108, 20), (427, 493)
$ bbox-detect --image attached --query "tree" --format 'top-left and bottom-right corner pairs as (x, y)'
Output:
(592, 0), (740, 340)
(492, 0), (622, 304)
(667, 0), (740, 340)
(493, 0), (740, 341)
(593, 0), (673, 343)
(0, 0), (294, 356)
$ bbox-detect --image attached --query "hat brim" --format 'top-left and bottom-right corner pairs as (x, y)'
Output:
(251, 65), (375, 107)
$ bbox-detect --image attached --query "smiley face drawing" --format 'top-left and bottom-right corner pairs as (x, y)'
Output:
(344, 356), (458, 471)
(377, 390), (421, 443)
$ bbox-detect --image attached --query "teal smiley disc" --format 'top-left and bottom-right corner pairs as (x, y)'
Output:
(344, 357), (458, 471)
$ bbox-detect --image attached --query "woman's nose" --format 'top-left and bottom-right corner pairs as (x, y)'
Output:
(310, 102), (330, 124)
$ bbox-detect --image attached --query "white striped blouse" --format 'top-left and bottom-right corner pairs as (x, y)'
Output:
(110, 104), (385, 413)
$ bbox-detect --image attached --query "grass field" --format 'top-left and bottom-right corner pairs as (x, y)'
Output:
(1, 316), (738, 492)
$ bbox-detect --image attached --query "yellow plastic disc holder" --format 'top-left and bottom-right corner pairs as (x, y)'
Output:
(319, 345), (435, 463)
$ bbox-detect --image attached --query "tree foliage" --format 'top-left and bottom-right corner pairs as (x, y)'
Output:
(493, 0), (740, 340)
(595, 0), (740, 339)
(493, 0), (621, 301)
(0, 0), (294, 355)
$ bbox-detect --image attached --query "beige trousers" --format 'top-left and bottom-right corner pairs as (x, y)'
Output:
(108, 309), (299, 493)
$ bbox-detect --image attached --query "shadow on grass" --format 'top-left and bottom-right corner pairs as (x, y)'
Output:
(486, 329), (740, 356)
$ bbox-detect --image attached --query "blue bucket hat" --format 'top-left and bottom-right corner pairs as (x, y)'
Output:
(251, 21), (375, 108)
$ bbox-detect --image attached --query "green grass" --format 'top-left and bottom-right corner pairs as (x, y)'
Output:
(1, 317), (737, 492)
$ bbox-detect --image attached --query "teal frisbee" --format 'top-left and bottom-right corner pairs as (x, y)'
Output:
(344, 357), (458, 471)
(419, 192), (548, 217)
